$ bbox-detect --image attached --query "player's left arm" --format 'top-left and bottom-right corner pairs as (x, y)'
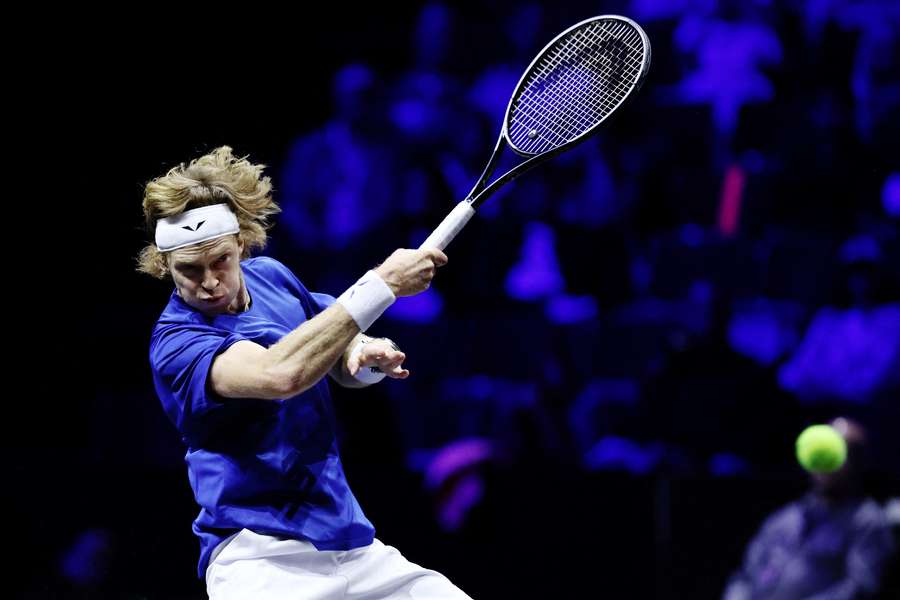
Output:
(328, 333), (409, 388)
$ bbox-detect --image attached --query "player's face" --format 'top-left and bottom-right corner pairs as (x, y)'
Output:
(168, 235), (246, 316)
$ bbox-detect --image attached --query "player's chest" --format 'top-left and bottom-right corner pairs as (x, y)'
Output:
(218, 297), (311, 347)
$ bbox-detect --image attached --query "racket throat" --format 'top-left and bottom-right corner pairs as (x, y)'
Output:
(467, 136), (507, 202)
(419, 201), (476, 251)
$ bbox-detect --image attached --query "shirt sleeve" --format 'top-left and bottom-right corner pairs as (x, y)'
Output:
(263, 256), (337, 316)
(150, 323), (248, 438)
(309, 292), (336, 314)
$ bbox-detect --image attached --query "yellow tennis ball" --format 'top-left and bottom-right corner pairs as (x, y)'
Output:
(796, 424), (847, 473)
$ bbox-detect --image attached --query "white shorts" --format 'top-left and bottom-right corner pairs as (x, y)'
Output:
(205, 529), (473, 600)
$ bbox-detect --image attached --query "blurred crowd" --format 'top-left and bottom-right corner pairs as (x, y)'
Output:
(270, 0), (899, 506)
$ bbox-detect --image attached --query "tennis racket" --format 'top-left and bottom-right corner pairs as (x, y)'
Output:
(419, 15), (651, 251)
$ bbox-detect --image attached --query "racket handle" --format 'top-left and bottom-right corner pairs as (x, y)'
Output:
(418, 201), (476, 251)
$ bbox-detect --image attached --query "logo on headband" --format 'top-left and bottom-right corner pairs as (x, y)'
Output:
(155, 204), (239, 252)
(182, 221), (206, 232)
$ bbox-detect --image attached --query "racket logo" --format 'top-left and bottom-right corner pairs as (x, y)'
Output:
(181, 220), (206, 232)
(530, 37), (629, 97)
(593, 39), (628, 82)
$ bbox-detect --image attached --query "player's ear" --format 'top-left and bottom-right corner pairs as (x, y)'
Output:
(161, 252), (172, 278)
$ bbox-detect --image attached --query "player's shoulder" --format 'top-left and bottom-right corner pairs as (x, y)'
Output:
(244, 255), (310, 293)
(243, 255), (297, 281)
(154, 294), (205, 328)
(242, 255), (285, 274)
(151, 295), (217, 346)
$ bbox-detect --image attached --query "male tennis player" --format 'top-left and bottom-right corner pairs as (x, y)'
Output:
(138, 146), (471, 599)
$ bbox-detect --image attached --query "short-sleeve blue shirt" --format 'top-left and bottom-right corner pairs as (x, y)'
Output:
(149, 256), (375, 579)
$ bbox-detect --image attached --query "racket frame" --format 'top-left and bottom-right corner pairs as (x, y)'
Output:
(471, 15), (650, 209)
(419, 14), (651, 250)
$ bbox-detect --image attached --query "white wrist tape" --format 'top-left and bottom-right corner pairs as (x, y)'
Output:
(336, 270), (395, 332)
(348, 339), (388, 385)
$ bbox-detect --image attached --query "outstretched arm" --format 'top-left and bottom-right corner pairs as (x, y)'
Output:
(210, 248), (445, 400)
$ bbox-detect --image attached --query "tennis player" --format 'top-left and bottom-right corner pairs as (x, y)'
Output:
(138, 146), (471, 599)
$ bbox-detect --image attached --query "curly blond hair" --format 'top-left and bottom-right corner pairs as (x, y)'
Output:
(137, 146), (281, 278)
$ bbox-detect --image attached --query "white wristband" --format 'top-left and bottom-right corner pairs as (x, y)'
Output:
(336, 270), (396, 332)
(348, 339), (388, 385)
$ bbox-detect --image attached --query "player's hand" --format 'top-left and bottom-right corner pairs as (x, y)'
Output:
(348, 338), (409, 379)
(375, 248), (448, 297)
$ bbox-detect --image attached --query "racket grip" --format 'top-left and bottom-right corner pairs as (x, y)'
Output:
(419, 201), (476, 251)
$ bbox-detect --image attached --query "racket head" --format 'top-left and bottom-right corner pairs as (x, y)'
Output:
(502, 15), (651, 157)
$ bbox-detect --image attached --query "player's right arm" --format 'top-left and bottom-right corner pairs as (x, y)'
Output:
(210, 248), (447, 400)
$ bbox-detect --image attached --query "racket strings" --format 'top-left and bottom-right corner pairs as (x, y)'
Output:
(513, 22), (642, 150)
(524, 24), (632, 133)
(572, 25), (643, 110)
(518, 39), (600, 141)
(516, 21), (643, 145)
(568, 27), (640, 110)
(535, 26), (641, 139)
(508, 20), (646, 154)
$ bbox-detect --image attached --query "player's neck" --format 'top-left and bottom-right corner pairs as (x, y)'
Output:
(225, 275), (250, 315)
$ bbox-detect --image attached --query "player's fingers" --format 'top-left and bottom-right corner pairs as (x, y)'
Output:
(348, 354), (360, 376)
(364, 347), (387, 361)
(424, 248), (448, 267)
(385, 366), (410, 379)
(357, 351), (383, 373)
(381, 348), (404, 360)
(376, 351), (405, 370)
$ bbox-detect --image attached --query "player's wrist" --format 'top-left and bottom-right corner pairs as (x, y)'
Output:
(372, 265), (401, 296)
(336, 270), (395, 332)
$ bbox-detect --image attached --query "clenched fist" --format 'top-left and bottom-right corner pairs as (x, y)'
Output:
(374, 248), (448, 297)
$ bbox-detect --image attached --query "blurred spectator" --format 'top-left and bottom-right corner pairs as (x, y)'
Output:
(279, 62), (397, 253)
(722, 418), (895, 599)
(421, 437), (500, 532)
(778, 235), (900, 403)
(882, 498), (900, 596)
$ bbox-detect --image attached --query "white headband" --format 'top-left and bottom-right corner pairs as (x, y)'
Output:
(155, 204), (240, 252)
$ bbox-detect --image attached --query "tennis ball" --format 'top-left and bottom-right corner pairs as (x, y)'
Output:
(795, 424), (847, 473)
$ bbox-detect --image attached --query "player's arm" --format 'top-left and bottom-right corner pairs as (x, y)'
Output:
(211, 302), (360, 400)
(210, 248), (444, 400)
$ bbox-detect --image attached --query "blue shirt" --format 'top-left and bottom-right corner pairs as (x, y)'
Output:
(149, 256), (375, 579)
